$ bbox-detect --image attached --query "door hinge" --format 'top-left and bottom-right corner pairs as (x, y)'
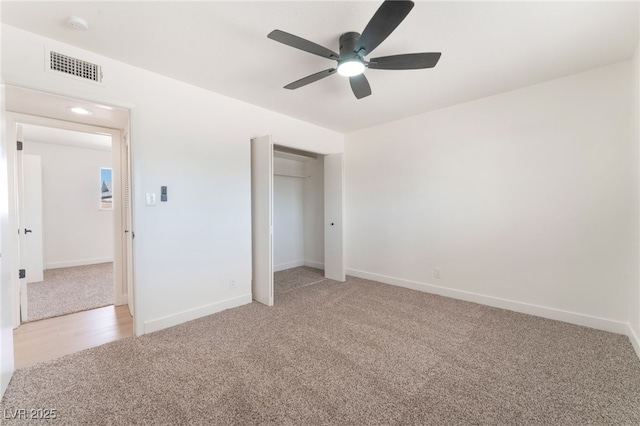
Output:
(17, 141), (23, 151)
(19, 269), (26, 279)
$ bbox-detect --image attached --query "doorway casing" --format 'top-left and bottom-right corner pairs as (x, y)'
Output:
(251, 135), (345, 306)
(5, 111), (133, 328)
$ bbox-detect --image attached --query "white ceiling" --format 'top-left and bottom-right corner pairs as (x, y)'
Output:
(2, 1), (638, 133)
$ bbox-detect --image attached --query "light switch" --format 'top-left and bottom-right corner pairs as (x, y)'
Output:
(145, 193), (156, 206)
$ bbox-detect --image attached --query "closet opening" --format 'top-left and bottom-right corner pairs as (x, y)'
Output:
(250, 135), (345, 307)
(273, 146), (325, 297)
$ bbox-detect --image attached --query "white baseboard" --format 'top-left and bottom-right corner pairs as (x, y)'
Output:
(143, 294), (252, 334)
(629, 324), (640, 361)
(304, 260), (324, 270)
(46, 258), (113, 269)
(346, 268), (629, 335)
(274, 260), (325, 272)
(274, 260), (305, 272)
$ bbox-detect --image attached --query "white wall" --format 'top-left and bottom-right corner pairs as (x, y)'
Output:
(1, 25), (343, 341)
(23, 141), (113, 269)
(273, 157), (305, 271)
(272, 155), (325, 271)
(631, 42), (640, 355)
(346, 62), (634, 333)
(0, 80), (16, 396)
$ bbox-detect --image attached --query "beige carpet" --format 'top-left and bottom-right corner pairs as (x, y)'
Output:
(26, 263), (114, 322)
(2, 268), (640, 424)
(274, 266), (326, 295)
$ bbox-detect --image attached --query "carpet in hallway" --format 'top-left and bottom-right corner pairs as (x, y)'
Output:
(26, 263), (114, 322)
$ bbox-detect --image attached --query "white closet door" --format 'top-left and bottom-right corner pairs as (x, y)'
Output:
(251, 135), (274, 306)
(324, 153), (345, 281)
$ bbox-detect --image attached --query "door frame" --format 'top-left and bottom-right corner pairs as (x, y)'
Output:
(250, 136), (345, 306)
(6, 112), (131, 327)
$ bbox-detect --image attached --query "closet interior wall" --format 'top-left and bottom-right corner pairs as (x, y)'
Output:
(273, 153), (324, 272)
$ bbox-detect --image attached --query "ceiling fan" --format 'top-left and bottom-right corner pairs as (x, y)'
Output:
(267, 0), (441, 100)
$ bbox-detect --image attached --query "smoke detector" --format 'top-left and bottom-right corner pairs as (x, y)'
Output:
(67, 16), (89, 31)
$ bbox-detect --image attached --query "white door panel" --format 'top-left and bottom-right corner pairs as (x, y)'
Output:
(324, 153), (345, 281)
(251, 135), (274, 306)
(124, 134), (134, 316)
(24, 154), (44, 283)
(16, 125), (28, 322)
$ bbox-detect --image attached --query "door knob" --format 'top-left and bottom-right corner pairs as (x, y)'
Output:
(24, 229), (32, 234)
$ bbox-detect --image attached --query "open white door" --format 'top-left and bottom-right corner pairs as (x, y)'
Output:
(324, 153), (345, 281)
(23, 154), (44, 284)
(15, 125), (28, 322)
(251, 135), (274, 306)
(123, 133), (134, 316)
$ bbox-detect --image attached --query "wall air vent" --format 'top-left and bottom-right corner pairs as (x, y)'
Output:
(49, 51), (102, 83)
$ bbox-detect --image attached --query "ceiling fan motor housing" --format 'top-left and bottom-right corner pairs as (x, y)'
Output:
(339, 32), (362, 60)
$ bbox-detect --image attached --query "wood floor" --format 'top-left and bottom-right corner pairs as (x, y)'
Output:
(13, 305), (133, 369)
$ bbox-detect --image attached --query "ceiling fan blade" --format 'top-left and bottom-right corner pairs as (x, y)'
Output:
(284, 68), (337, 90)
(368, 52), (442, 70)
(268, 30), (339, 60)
(355, 1), (414, 56)
(349, 74), (372, 99)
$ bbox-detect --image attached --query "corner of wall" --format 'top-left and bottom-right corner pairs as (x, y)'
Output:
(631, 39), (640, 354)
(630, 323), (640, 361)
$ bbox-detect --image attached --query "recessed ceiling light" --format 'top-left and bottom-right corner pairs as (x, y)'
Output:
(337, 60), (365, 77)
(67, 16), (89, 31)
(68, 106), (93, 115)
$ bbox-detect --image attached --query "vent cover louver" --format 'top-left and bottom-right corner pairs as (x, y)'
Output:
(49, 51), (102, 82)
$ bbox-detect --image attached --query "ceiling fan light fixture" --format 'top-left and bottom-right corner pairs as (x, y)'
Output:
(337, 60), (365, 77)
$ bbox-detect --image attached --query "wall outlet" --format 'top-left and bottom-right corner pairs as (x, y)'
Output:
(229, 277), (237, 289)
(434, 267), (442, 279)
